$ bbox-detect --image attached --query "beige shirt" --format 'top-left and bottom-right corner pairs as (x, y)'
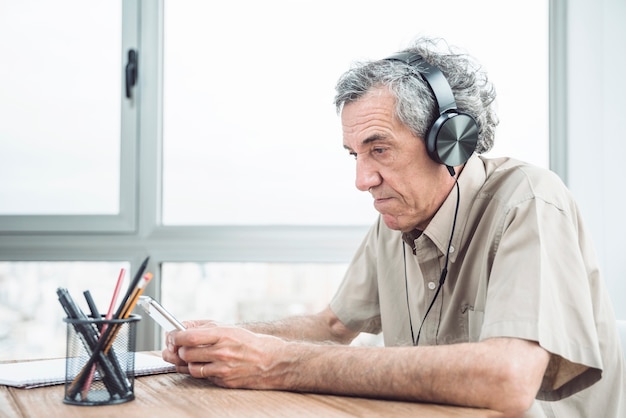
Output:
(330, 155), (625, 417)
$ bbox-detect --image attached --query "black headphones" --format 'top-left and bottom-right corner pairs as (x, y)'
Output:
(385, 52), (479, 171)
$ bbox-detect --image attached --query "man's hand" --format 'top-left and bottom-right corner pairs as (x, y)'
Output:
(163, 325), (290, 389)
(161, 319), (220, 373)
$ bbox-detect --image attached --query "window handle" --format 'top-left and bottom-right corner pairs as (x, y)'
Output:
(125, 49), (138, 99)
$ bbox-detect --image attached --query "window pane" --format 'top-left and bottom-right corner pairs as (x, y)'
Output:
(0, 261), (130, 361)
(161, 262), (382, 346)
(162, 0), (548, 225)
(162, 262), (346, 323)
(0, 1), (122, 215)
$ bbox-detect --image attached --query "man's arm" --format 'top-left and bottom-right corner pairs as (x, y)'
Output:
(240, 306), (360, 344)
(163, 306), (550, 415)
(282, 336), (549, 415)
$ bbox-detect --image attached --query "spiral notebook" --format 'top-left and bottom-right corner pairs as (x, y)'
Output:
(0, 352), (176, 389)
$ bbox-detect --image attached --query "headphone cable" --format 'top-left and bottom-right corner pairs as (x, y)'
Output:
(405, 179), (460, 346)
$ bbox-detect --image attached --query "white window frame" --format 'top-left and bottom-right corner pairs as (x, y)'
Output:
(0, 0), (563, 350)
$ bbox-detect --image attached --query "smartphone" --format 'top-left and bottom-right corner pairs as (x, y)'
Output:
(138, 296), (186, 331)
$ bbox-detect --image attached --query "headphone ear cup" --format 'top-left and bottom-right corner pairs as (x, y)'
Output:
(426, 112), (479, 167)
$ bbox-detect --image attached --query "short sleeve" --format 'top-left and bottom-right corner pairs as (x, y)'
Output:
(330, 219), (382, 334)
(479, 194), (603, 400)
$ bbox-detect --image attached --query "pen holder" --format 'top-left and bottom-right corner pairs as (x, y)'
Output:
(63, 315), (140, 406)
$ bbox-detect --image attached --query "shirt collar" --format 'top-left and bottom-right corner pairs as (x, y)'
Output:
(401, 228), (422, 254)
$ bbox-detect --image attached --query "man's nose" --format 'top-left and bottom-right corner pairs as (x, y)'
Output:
(355, 158), (382, 192)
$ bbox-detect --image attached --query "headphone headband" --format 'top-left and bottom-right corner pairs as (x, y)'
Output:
(385, 52), (456, 113)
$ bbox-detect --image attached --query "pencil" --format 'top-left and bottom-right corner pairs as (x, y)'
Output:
(107, 268), (127, 319)
(113, 256), (149, 320)
(103, 272), (153, 353)
(121, 272), (152, 318)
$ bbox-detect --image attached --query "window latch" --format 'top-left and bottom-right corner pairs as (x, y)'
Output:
(125, 49), (138, 99)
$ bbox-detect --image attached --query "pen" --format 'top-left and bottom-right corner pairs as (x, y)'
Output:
(83, 290), (100, 320)
(81, 289), (101, 399)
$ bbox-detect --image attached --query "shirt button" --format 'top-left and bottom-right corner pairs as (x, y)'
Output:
(449, 245), (455, 253)
(428, 281), (436, 290)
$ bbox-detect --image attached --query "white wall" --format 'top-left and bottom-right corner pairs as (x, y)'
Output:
(566, 0), (626, 319)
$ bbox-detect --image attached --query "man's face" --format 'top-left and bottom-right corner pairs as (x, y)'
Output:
(341, 87), (454, 232)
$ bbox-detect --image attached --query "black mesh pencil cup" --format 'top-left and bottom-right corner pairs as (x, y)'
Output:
(63, 314), (140, 406)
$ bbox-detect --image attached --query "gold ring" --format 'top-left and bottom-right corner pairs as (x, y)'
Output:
(200, 364), (205, 378)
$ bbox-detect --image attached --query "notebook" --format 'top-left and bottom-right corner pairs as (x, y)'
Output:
(0, 352), (176, 389)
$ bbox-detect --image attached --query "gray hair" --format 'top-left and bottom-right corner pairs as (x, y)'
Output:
(334, 37), (498, 154)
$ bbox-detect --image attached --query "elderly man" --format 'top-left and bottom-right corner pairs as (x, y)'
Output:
(163, 38), (625, 417)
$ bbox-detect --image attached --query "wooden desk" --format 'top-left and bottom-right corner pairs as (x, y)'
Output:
(1, 368), (507, 418)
